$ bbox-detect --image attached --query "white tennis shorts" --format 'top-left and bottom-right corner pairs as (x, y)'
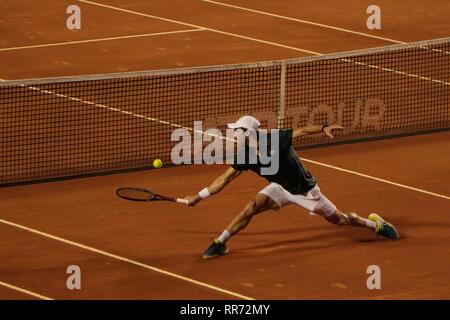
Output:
(259, 183), (337, 217)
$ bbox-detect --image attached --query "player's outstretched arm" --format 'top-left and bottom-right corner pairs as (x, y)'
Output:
(184, 167), (242, 206)
(292, 124), (344, 139)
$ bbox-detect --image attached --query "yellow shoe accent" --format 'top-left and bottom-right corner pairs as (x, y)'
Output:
(368, 213), (383, 232)
(368, 213), (399, 240)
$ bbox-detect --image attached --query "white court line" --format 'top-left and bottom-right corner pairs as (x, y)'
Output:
(76, 0), (449, 88)
(200, 0), (405, 44)
(201, 0), (450, 56)
(341, 58), (450, 86)
(0, 29), (204, 52)
(200, 0), (450, 56)
(77, 0), (320, 55)
(22, 84), (216, 137)
(0, 218), (254, 300)
(301, 158), (450, 201)
(0, 280), (53, 300)
(0, 77), (230, 141)
(0, 80), (189, 131)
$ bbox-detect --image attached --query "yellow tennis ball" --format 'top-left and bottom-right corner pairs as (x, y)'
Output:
(153, 159), (163, 169)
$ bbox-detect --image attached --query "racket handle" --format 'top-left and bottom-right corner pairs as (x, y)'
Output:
(176, 198), (189, 205)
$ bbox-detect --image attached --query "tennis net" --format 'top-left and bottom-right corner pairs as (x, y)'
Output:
(1, 37), (449, 186)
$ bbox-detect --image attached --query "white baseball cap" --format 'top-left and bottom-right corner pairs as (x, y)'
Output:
(227, 116), (260, 131)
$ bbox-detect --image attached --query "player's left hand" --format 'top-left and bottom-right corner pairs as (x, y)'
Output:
(324, 125), (344, 139)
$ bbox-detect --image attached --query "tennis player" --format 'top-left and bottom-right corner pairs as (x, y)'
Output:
(185, 116), (399, 259)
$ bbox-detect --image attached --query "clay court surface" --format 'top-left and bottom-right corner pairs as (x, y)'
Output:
(0, 0), (449, 299)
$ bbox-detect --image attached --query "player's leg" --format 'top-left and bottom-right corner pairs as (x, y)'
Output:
(323, 209), (399, 240)
(226, 193), (279, 235)
(323, 209), (376, 229)
(310, 187), (399, 240)
(202, 193), (279, 259)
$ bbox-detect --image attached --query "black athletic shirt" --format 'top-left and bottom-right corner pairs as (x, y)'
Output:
(231, 129), (316, 194)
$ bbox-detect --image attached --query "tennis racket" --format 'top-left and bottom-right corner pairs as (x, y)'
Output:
(116, 187), (189, 204)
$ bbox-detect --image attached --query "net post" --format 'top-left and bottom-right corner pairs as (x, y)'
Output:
(277, 60), (287, 129)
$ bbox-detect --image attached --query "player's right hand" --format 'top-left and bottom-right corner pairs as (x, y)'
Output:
(324, 125), (344, 139)
(184, 194), (201, 206)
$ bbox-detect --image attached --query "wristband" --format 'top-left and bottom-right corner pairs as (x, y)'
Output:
(321, 124), (329, 132)
(198, 187), (211, 199)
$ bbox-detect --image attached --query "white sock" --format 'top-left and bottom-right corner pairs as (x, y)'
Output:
(217, 230), (231, 244)
(365, 219), (377, 230)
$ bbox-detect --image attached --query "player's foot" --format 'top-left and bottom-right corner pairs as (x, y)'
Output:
(202, 239), (228, 259)
(368, 213), (399, 240)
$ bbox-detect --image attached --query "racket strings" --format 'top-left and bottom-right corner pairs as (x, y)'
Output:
(117, 188), (156, 201)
